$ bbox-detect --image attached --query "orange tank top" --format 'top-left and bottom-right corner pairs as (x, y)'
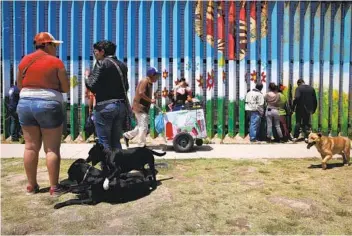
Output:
(18, 50), (65, 91)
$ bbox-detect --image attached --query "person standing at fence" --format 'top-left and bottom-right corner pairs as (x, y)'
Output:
(264, 83), (284, 143)
(123, 67), (160, 148)
(85, 40), (129, 150)
(7, 83), (21, 142)
(16, 32), (69, 196)
(245, 83), (265, 143)
(292, 79), (317, 142)
(277, 84), (292, 142)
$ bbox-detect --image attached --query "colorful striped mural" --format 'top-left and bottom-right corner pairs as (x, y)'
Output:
(322, 3), (331, 135)
(311, 2), (321, 132)
(227, 0), (237, 138)
(194, 0), (204, 101)
(1, 1), (352, 141)
(205, 0), (215, 138)
(149, 0), (158, 138)
(217, 1), (226, 139)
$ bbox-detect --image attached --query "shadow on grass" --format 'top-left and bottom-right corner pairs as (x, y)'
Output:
(147, 144), (213, 153)
(308, 162), (345, 169)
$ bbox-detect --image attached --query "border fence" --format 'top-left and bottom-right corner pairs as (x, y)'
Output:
(1, 1), (351, 141)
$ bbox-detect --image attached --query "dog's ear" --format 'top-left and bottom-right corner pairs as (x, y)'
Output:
(317, 133), (322, 138)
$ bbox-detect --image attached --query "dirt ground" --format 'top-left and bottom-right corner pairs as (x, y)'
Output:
(1, 157), (352, 234)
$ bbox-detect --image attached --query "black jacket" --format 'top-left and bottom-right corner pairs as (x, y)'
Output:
(85, 56), (129, 103)
(292, 84), (317, 114)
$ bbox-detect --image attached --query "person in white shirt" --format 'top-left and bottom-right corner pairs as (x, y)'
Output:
(245, 83), (265, 142)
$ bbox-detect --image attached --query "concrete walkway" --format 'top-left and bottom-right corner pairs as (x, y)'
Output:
(1, 143), (322, 160)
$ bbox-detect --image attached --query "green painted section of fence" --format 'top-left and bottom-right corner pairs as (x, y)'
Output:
(321, 89), (329, 135)
(206, 100), (214, 138)
(2, 99), (9, 139)
(311, 88), (319, 132)
(217, 97), (225, 139)
(238, 100), (246, 138)
(149, 106), (157, 138)
(80, 104), (87, 140)
(227, 100), (237, 138)
(70, 104), (78, 140)
(341, 93), (349, 136)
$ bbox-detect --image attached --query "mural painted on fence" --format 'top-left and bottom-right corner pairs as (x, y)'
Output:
(1, 1), (351, 141)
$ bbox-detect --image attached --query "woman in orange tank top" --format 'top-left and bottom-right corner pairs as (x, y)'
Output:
(16, 32), (70, 196)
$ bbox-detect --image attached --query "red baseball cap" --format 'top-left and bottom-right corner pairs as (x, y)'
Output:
(34, 32), (63, 45)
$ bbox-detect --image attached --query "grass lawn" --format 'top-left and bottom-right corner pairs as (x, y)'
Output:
(1, 157), (352, 235)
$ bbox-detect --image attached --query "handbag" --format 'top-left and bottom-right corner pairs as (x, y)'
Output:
(106, 58), (133, 132)
(84, 113), (95, 136)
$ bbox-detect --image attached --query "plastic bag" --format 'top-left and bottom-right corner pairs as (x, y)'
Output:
(155, 113), (165, 134)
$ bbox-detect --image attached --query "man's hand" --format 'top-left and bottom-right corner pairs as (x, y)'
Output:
(151, 99), (156, 104)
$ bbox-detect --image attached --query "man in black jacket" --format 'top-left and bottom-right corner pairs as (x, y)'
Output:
(292, 79), (317, 142)
(85, 40), (129, 150)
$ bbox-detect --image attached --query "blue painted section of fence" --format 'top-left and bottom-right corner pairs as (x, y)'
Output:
(270, 1), (278, 85)
(116, 1), (124, 61)
(127, 1), (136, 102)
(331, 4), (342, 136)
(1, 1), (352, 141)
(94, 1), (102, 43)
(48, 1), (56, 35)
(173, 1), (181, 87)
(13, 1), (22, 85)
(150, 1), (158, 68)
(282, 2), (290, 89)
(25, 2), (34, 54)
(342, 4), (352, 136)
(311, 3), (321, 132)
(138, 1), (147, 82)
(82, 0), (91, 105)
(184, 0), (193, 87)
(161, 1), (170, 108)
(195, 0), (203, 99)
(105, 0), (112, 40)
(303, 2), (311, 86)
(322, 3), (331, 135)
(37, 1), (45, 32)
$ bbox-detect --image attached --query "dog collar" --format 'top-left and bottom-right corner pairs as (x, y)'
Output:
(81, 166), (93, 183)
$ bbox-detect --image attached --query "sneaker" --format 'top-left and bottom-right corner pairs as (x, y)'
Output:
(123, 134), (130, 148)
(26, 184), (40, 195)
(292, 138), (298, 143)
(304, 138), (308, 143)
(49, 184), (68, 196)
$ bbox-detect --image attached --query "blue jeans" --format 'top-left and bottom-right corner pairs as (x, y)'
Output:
(94, 101), (126, 150)
(249, 111), (261, 141)
(17, 98), (64, 128)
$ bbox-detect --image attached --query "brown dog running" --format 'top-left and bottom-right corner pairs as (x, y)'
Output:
(307, 132), (351, 170)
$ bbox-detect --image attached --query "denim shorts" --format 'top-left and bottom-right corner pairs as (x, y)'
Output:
(17, 98), (64, 129)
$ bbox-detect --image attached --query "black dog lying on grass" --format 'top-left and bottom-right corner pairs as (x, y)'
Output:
(54, 159), (152, 209)
(86, 143), (166, 190)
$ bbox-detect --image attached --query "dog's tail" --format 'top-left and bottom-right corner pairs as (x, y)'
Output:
(150, 150), (167, 156)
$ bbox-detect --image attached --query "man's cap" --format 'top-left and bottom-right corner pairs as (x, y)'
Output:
(34, 32), (63, 45)
(147, 67), (161, 77)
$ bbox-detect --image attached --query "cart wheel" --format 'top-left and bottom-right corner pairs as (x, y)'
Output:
(195, 139), (203, 146)
(173, 132), (194, 153)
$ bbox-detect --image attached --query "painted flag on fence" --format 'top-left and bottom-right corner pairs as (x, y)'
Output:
(206, 0), (214, 47)
(228, 1), (236, 60)
(261, 1), (268, 38)
(217, 1), (225, 53)
(238, 1), (247, 61)
(195, 0), (203, 39)
(250, 1), (256, 42)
